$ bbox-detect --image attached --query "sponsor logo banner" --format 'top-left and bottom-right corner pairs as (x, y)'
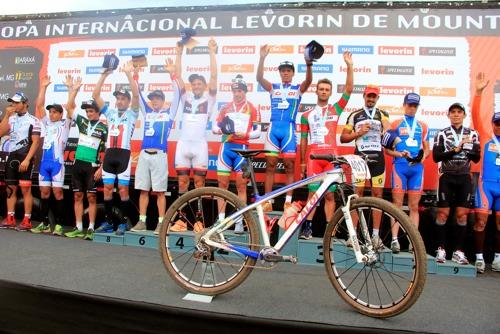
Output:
(186, 65), (209, 73)
(186, 46), (214, 55)
(58, 50), (85, 58)
(57, 68), (81, 75)
(14, 56), (36, 64)
(269, 45), (294, 54)
(220, 64), (254, 73)
(419, 87), (456, 97)
(378, 46), (414, 55)
(148, 83), (173, 92)
(86, 66), (103, 74)
(298, 64), (332, 73)
(115, 83), (145, 92)
(54, 84), (68, 92)
(83, 83), (111, 92)
(222, 45), (255, 54)
(419, 47), (456, 56)
(87, 48), (116, 57)
(338, 45), (374, 54)
(150, 65), (167, 73)
(119, 48), (148, 56)
(151, 47), (176, 55)
(421, 68), (455, 75)
(15, 71), (33, 81)
(378, 65), (414, 75)
(220, 83), (254, 92)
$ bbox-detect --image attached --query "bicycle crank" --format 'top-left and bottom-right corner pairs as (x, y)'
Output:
(259, 247), (297, 267)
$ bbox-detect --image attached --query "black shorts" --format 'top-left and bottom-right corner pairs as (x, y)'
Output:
(358, 150), (385, 177)
(5, 152), (34, 186)
(437, 174), (472, 208)
(103, 148), (130, 175)
(72, 160), (97, 193)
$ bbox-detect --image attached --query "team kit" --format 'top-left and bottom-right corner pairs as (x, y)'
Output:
(1, 37), (499, 274)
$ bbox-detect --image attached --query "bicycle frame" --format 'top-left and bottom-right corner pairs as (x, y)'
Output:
(200, 165), (373, 263)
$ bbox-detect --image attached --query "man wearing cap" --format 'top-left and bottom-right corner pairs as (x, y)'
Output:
(130, 55), (182, 235)
(208, 74), (261, 234)
(29, 75), (73, 235)
(385, 93), (430, 253)
(92, 60), (140, 236)
(471, 72), (500, 273)
(64, 76), (108, 240)
(257, 44), (313, 210)
(340, 84), (389, 247)
(0, 92), (41, 230)
(298, 51), (353, 240)
(432, 102), (480, 264)
(174, 39), (217, 199)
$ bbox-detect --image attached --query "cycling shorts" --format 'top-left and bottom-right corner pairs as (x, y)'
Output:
(437, 174), (472, 208)
(102, 148), (132, 186)
(72, 160), (97, 193)
(354, 151), (385, 188)
(307, 148), (337, 192)
(392, 162), (423, 193)
(217, 142), (247, 176)
(475, 179), (500, 213)
(39, 159), (65, 187)
(265, 121), (296, 158)
(5, 152), (33, 187)
(175, 139), (208, 176)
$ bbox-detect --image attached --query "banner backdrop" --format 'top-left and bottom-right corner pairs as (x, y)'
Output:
(1, 7), (499, 190)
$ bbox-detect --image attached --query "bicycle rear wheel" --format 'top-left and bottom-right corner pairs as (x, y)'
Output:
(323, 197), (426, 318)
(159, 187), (259, 295)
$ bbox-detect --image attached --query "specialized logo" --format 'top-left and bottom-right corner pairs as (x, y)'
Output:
(14, 56), (36, 64)
(186, 46), (214, 55)
(298, 64), (332, 73)
(58, 50), (85, 58)
(421, 68), (454, 75)
(119, 48), (148, 56)
(378, 46), (414, 56)
(220, 83), (253, 92)
(299, 45), (333, 54)
(88, 49), (116, 57)
(152, 47), (175, 55)
(378, 66), (414, 75)
(337, 84), (365, 94)
(115, 83), (144, 92)
(269, 45), (294, 54)
(337, 45), (373, 54)
(419, 87), (456, 97)
(221, 64), (254, 73)
(84, 84), (111, 92)
(222, 46), (255, 54)
(419, 47), (456, 56)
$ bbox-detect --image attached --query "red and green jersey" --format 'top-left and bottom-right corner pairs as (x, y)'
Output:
(216, 101), (261, 145)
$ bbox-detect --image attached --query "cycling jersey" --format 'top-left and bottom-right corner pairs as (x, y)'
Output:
(7, 112), (41, 154)
(179, 91), (216, 141)
(433, 126), (480, 175)
(215, 100), (261, 145)
(300, 93), (350, 149)
(270, 82), (302, 123)
(345, 107), (389, 153)
(390, 115), (429, 164)
(139, 78), (181, 152)
(40, 117), (72, 164)
(481, 136), (500, 183)
(72, 111), (108, 164)
(103, 106), (139, 150)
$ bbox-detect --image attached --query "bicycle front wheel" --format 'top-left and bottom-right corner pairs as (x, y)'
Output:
(323, 197), (426, 318)
(159, 187), (259, 296)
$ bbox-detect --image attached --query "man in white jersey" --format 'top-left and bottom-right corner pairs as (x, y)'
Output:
(29, 75), (72, 236)
(174, 39), (217, 197)
(93, 60), (140, 236)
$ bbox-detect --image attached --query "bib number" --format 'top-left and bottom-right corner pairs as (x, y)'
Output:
(406, 138), (418, 147)
(344, 154), (371, 181)
(277, 101), (289, 109)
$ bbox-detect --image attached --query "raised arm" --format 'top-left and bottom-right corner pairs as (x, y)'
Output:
(92, 69), (112, 110)
(165, 57), (181, 120)
(0, 106), (15, 137)
(121, 60), (140, 110)
(65, 75), (82, 119)
(472, 72), (490, 138)
(342, 51), (354, 96)
(174, 43), (185, 92)
(300, 54), (313, 94)
(36, 75), (51, 119)
(208, 38), (218, 94)
(256, 45), (272, 92)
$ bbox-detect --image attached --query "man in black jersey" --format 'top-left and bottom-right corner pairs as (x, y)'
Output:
(432, 102), (480, 264)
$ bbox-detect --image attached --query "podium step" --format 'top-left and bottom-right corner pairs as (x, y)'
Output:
(93, 232), (124, 246)
(436, 261), (476, 277)
(124, 231), (158, 249)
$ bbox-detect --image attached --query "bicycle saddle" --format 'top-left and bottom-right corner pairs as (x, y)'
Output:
(231, 149), (272, 158)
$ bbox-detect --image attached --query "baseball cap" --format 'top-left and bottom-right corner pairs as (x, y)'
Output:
(7, 92), (28, 103)
(188, 74), (206, 85)
(492, 112), (500, 123)
(46, 103), (64, 113)
(404, 93), (420, 105)
(179, 28), (196, 46)
(448, 102), (466, 113)
(81, 100), (100, 112)
(364, 85), (380, 96)
(147, 89), (165, 100)
(278, 61), (295, 72)
(231, 74), (248, 92)
(113, 89), (131, 99)
(304, 40), (324, 63)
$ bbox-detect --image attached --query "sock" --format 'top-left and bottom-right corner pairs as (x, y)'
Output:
(495, 253), (500, 261)
(24, 213), (31, 219)
(89, 222), (95, 230)
(474, 230), (485, 254)
(434, 220), (446, 249)
(40, 198), (50, 224)
(54, 199), (65, 226)
(158, 216), (163, 224)
(219, 213), (225, 221)
(454, 224), (467, 251)
(120, 199), (130, 222)
(392, 237), (398, 242)
(304, 220), (312, 229)
(104, 198), (113, 221)
(372, 228), (379, 237)
(285, 195), (292, 203)
(476, 253), (484, 261)
(139, 215), (147, 223)
(7, 211), (14, 218)
(76, 221), (83, 231)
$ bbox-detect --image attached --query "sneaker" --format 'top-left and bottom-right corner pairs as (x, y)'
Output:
(170, 219), (187, 232)
(131, 220), (147, 232)
(83, 228), (94, 240)
(52, 224), (63, 236)
(115, 223), (129, 236)
(30, 222), (51, 234)
(0, 216), (16, 229)
(16, 217), (32, 231)
(299, 227), (313, 240)
(435, 247), (446, 263)
(491, 258), (500, 272)
(452, 250), (469, 265)
(391, 240), (400, 254)
(64, 228), (85, 238)
(95, 222), (114, 233)
(262, 201), (273, 212)
(234, 221), (244, 235)
(153, 222), (162, 235)
(475, 259), (485, 274)
(372, 235), (383, 249)
(193, 221), (204, 233)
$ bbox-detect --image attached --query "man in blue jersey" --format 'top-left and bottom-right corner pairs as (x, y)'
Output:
(130, 55), (182, 235)
(256, 44), (313, 210)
